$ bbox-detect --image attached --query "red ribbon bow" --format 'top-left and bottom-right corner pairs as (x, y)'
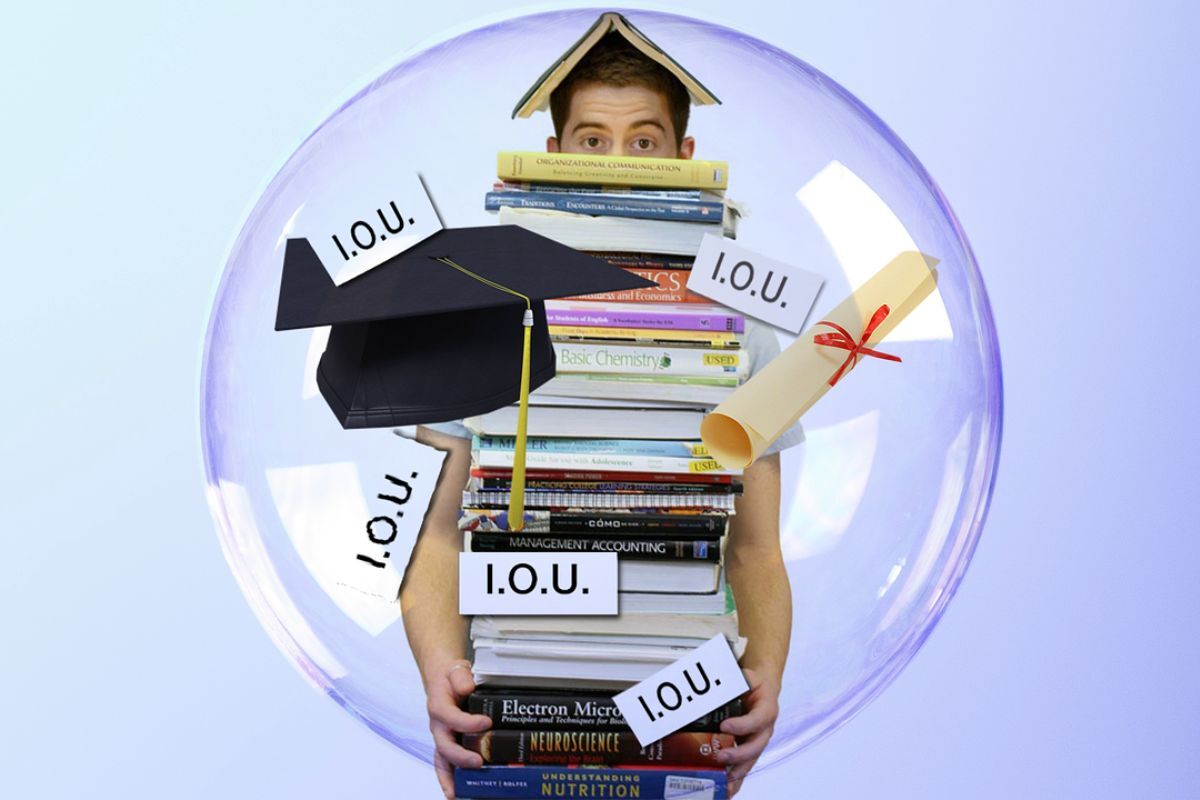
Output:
(812, 304), (902, 387)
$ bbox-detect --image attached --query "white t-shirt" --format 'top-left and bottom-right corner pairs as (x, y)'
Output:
(420, 319), (805, 457)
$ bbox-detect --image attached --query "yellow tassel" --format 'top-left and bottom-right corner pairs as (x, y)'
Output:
(432, 256), (533, 532)
(509, 310), (534, 532)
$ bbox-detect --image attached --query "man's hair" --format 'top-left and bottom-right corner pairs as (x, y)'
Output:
(549, 34), (690, 148)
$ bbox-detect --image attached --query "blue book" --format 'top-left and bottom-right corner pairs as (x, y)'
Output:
(498, 181), (704, 199)
(455, 766), (728, 799)
(474, 435), (708, 459)
(485, 189), (726, 223)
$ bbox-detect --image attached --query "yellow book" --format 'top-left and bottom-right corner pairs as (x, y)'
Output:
(497, 151), (728, 190)
(548, 325), (740, 347)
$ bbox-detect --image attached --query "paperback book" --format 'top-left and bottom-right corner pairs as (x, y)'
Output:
(495, 181), (709, 200)
(550, 325), (740, 347)
(466, 477), (743, 495)
(485, 188), (727, 223)
(469, 468), (735, 486)
(540, 374), (739, 405)
(498, 206), (731, 255)
(473, 436), (711, 458)
(472, 449), (733, 475)
(545, 302), (744, 332)
(554, 343), (747, 377)
(459, 491), (738, 511)
(588, 251), (697, 270)
(563, 269), (710, 303)
(497, 150), (728, 190)
(463, 403), (708, 440)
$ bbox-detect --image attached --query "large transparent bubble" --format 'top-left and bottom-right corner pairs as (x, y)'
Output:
(201, 7), (1001, 777)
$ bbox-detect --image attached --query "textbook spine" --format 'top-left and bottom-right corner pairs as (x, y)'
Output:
(545, 306), (744, 332)
(469, 532), (723, 562)
(462, 730), (733, 767)
(485, 190), (725, 222)
(498, 151), (729, 190)
(459, 509), (730, 536)
(454, 766), (729, 799)
(555, 343), (747, 377)
(467, 692), (743, 732)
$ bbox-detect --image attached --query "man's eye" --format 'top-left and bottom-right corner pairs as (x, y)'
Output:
(633, 138), (655, 151)
(583, 136), (603, 148)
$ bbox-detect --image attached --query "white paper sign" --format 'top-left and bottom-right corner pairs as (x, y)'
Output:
(459, 552), (619, 615)
(687, 234), (824, 333)
(265, 435), (446, 635)
(613, 634), (749, 746)
(293, 170), (442, 285)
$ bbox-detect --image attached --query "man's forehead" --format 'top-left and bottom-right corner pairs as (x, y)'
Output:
(566, 83), (673, 129)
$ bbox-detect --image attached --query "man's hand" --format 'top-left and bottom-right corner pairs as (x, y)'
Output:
(718, 668), (780, 797)
(425, 659), (492, 798)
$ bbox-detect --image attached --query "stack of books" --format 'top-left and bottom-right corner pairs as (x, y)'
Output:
(543, 302), (747, 405)
(456, 687), (739, 799)
(494, 150), (747, 408)
(460, 435), (747, 684)
(454, 151), (746, 800)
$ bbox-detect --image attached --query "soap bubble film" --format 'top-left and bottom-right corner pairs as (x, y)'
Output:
(201, 7), (1002, 775)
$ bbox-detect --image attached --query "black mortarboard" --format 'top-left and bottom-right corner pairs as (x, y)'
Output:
(275, 224), (653, 430)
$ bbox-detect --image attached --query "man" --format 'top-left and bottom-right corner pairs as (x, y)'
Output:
(400, 33), (798, 798)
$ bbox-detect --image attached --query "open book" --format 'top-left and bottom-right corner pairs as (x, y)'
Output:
(512, 11), (721, 118)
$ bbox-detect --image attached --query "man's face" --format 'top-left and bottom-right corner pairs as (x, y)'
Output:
(548, 82), (695, 159)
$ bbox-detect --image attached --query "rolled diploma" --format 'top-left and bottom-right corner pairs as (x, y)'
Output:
(700, 251), (939, 468)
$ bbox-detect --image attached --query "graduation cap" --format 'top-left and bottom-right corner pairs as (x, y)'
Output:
(275, 224), (653, 529)
(512, 11), (720, 119)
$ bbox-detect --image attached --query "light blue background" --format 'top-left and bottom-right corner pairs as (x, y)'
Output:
(2, 1), (1197, 797)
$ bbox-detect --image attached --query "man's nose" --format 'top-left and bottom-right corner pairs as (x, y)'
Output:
(607, 142), (627, 157)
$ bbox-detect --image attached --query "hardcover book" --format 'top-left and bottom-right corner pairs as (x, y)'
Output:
(455, 765), (729, 799)
(462, 729), (733, 767)
(459, 508), (730, 536)
(467, 689), (742, 733)
(469, 532), (723, 562)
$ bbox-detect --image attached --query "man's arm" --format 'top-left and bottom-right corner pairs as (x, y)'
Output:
(399, 426), (491, 798)
(717, 452), (791, 794)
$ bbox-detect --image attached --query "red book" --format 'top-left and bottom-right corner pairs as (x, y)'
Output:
(563, 267), (711, 304)
(462, 730), (734, 768)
